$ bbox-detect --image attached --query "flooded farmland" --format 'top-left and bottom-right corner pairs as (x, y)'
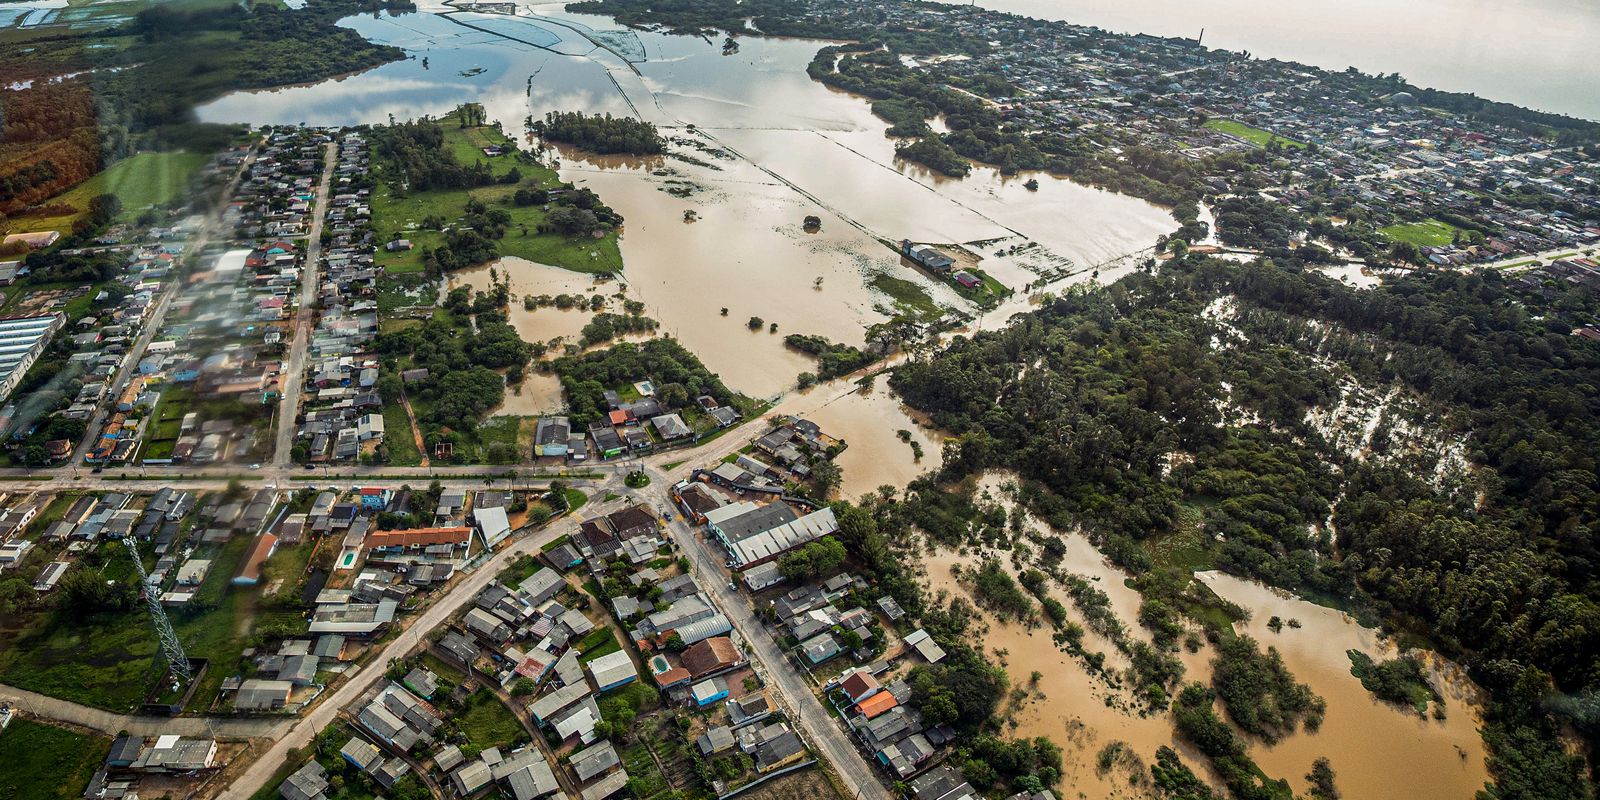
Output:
(197, 0), (1174, 401)
(186, 3), (1510, 798)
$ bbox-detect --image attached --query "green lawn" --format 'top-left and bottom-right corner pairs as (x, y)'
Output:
(1380, 218), (1460, 247)
(1, 151), (210, 236)
(0, 718), (110, 800)
(562, 488), (588, 512)
(458, 691), (528, 750)
(576, 627), (621, 661)
(1204, 119), (1307, 150)
(870, 273), (943, 320)
(382, 404), (422, 466)
(372, 111), (623, 275)
(949, 267), (1010, 308)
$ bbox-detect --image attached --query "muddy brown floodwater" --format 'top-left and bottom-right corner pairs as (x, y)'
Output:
(198, 0), (1175, 401)
(915, 474), (1491, 800)
(448, 257), (615, 415)
(798, 383), (946, 499)
(1197, 571), (1490, 800)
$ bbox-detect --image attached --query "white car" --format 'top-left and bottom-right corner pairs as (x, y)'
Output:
(249, 463), (261, 470)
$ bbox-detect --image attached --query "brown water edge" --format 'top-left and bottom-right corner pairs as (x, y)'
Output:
(799, 381), (946, 499)
(1197, 571), (1491, 800)
(914, 473), (1491, 800)
(447, 256), (613, 416)
(920, 546), (1216, 800)
(553, 150), (906, 400)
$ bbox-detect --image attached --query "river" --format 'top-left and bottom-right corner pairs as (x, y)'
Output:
(963, 0), (1600, 121)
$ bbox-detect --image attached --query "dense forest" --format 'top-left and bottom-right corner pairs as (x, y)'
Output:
(532, 111), (666, 155)
(887, 256), (1598, 798)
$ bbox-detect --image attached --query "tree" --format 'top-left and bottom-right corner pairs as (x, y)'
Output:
(747, 316), (763, 330)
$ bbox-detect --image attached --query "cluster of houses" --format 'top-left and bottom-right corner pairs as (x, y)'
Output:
(229, 634), (349, 713)
(846, 0), (1600, 271)
(1519, 255), (1600, 305)
(293, 132), (386, 463)
(534, 387), (739, 463)
(692, 417), (840, 496)
(227, 129), (329, 240)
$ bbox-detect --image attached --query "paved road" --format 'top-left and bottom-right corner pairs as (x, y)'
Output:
(213, 512), (575, 799)
(69, 146), (260, 464)
(273, 141), (338, 467)
(0, 682), (284, 739)
(637, 475), (891, 800)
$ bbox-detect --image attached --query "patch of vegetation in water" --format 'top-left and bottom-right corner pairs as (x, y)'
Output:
(1347, 650), (1443, 716)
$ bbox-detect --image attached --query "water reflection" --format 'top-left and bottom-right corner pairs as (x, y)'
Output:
(196, 0), (1174, 401)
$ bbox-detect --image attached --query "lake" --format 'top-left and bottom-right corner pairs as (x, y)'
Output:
(965, 0), (1600, 121)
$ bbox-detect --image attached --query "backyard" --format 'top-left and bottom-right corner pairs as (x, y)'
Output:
(458, 690), (529, 751)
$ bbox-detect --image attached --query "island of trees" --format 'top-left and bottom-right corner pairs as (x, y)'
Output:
(531, 110), (667, 155)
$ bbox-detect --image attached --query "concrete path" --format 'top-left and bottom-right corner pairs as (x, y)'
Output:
(0, 682), (286, 739)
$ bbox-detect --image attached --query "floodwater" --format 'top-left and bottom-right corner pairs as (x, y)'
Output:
(921, 546), (1213, 800)
(448, 256), (610, 415)
(965, 0), (1600, 121)
(800, 383), (946, 499)
(914, 474), (1490, 800)
(1198, 571), (1491, 800)
(196, 0), (1174, 399)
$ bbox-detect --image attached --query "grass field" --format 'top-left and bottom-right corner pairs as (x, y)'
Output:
(1, 152), (210, 236)
(381, 404), (422, 466)
(0, 718), (110, 799)
(0, 531), (302, 711)
(458, 691), (528, 750)
(1204, 119), (1307, 150)
(1380, 218), (1460, 247)
(372, 111), (623, 275)
(869, 273), (943, 320)
(949, 267), (1010, 309)
(575, 627), (622, 664)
